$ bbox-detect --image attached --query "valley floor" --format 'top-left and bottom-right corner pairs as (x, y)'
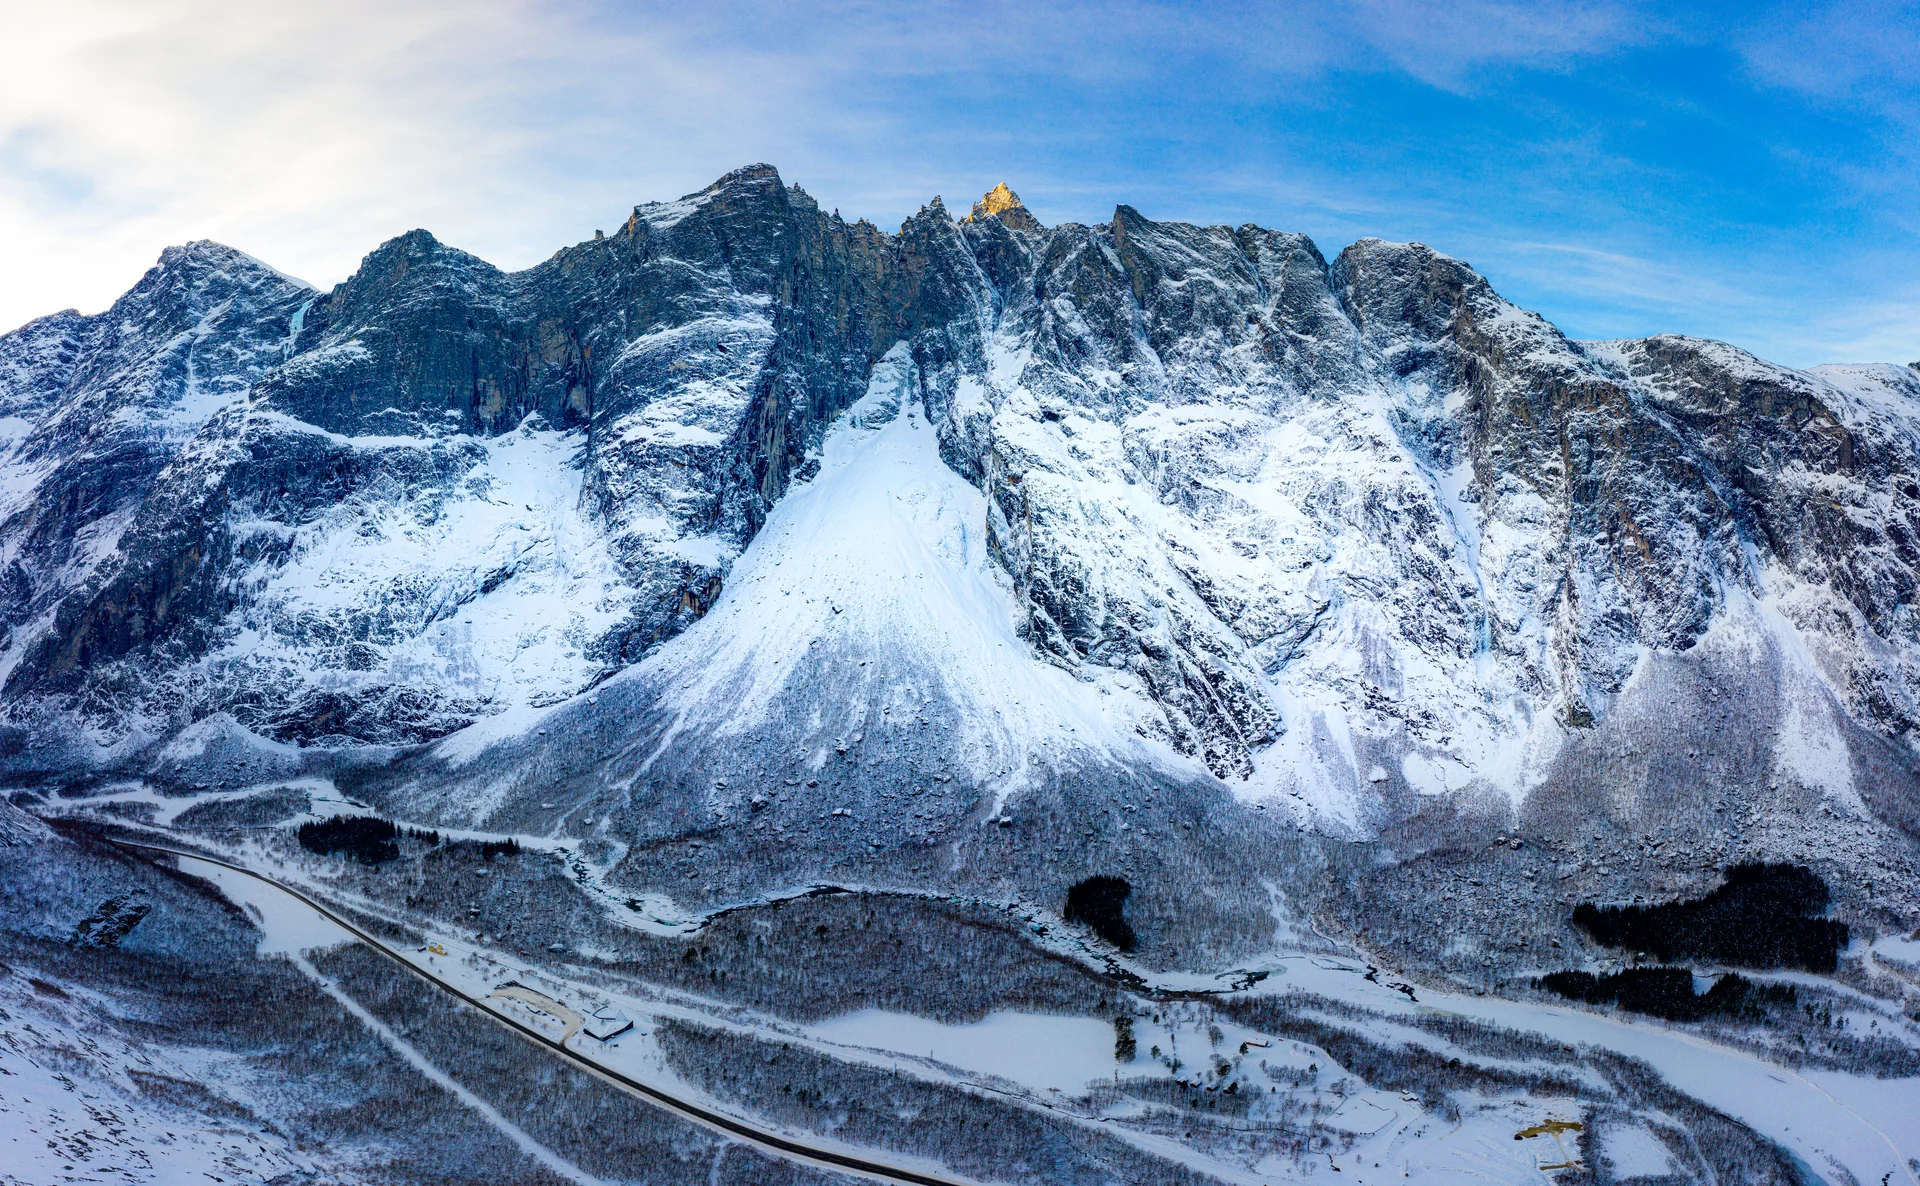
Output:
(9, 799), (1918, 1186)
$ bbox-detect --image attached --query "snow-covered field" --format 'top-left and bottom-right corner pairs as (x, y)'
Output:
(109, 842), (1920, 1186)
(215, 419), (638, 718)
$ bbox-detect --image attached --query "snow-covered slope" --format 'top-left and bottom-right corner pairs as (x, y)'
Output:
(2, 168), (1917, 966)
(635, 342), (1181, 806)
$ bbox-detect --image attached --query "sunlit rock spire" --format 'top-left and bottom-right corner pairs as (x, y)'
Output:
(968, 182), (1042, 230)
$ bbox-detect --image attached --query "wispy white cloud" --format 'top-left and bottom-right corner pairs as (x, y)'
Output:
(1775, 299), (1920, 368)
(1332, 0), (1651, 88)
(0, 0), (815, 329)
(1495, 241), (1760, 317)
(1735, 0), (1920, 118)
(1473, 239), (1919, 369)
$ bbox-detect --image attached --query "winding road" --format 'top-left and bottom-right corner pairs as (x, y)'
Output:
(108, 837), (976, 1186)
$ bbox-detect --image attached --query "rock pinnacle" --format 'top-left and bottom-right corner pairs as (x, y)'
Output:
(969, 183), (1041, 230)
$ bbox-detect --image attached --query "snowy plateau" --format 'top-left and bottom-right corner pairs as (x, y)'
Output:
(1, 166), (1919, 1185)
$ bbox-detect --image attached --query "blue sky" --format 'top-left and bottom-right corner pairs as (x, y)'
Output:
(3, 0), (1914, 365)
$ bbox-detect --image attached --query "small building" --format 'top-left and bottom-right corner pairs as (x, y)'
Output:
(584, 1007), (633, 1041)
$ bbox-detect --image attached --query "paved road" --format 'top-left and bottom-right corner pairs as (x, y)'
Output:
(108, 837), (975, 1186)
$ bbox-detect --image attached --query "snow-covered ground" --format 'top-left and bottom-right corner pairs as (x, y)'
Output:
(806, 1009), (1117, 1097)
(1268, 956), (1920, 1186)
(175, 854), (355, 956)
(0, 977), (324, 1186)
(286, 951), (603, 1186)
(151, 839), (1920, 1186)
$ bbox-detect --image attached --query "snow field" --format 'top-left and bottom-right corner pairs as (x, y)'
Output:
(0, 974), (321, 1185)
(1262, 955), (1920, 1186)
(214, 418), (637, 722)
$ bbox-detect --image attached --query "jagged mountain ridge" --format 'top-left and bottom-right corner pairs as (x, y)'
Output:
(10, 169), (1920, 1186)
(0, 243), (315, 700)
(2, 165), (1917, 864)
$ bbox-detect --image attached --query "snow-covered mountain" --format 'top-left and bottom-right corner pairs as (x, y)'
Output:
(3, 166), (1917, 963)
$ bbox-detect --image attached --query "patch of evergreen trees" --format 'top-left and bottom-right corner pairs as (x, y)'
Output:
(1538, 967), (1795, 1022)
(295, 815), (439, 864)
(1066, 875), (1136, 951)
(1571, 863), (1847, 972)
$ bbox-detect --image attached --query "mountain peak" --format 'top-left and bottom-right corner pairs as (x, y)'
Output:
(156, 239), (310, 287)
(969, 182), (1041, 230)
(979, 182), (1021, 214)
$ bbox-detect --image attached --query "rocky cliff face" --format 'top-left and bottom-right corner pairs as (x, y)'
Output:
(0, 245), (314, 740)
(2, 166), (1917, 957)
